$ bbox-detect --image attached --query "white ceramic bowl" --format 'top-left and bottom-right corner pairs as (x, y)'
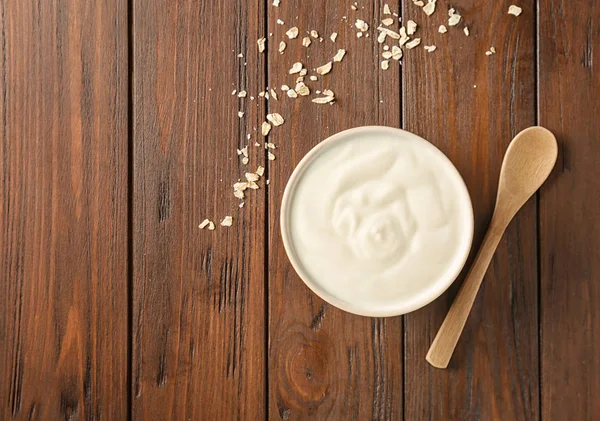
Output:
(280, 126), (474, 317)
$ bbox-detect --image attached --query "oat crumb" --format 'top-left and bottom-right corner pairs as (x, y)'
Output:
(508, 5), (522, 16)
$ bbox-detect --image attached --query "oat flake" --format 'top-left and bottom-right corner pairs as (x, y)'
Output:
(261, 121), (272, 136)
(383, 4), (391, 14)
(199, 219), (211, 229)
(330, 32), (338, 42)
(406, 38), (421, 49)
(333, 49), (346, 62)
(508, 5), (522, 16)
(286, 27), (299, 39)
(316, 62), (333, 75)
(257, 37), (266, 53)
(221, 216), (233, 227)
(438, 24), (447, 33)
(381, 60), (390, 70)
(302, 37), (312, 47)
(407, 20), (417, 35)
(267, 113), (285, 126)
(289, 62), (303, 74)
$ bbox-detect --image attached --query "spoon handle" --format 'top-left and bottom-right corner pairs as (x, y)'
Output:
(426, 216), (507, 368)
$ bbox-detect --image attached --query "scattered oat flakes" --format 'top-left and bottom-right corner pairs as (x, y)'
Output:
(277, 19), (284, 25)
(438, 24), (447, 33)
(279, 41), (287, 53)
(381, 60), (390, 70)
(270, 88), (278, 100)
(423, 1), (436, 16)
(391, 45), (403, 60)
(287, 89), (298, 98)
(406, 38), (421, 49)
(330, 32), (338, 42)
(221, 216), (233, 227)
(377, 27), (400, 39)
(238, 111), (244, 118)
(424, 45), (436, 52)
(382, 18), (394, 26)
(286, 27), (299, 39)
(407, 20), (417, 35)
(267, 113), (285, 126)
(257, 37), (266, 53)
(333, 49), (346, 62)
(463, 27), (469, 36)
(245, 172), (260, 182)
(310, 30), (319, 38)
(289, 62), (303, 74)
(316, 62), (333, 75)
(268, 152), (276, 161)
(295, 82), (310, 96)
(199, 219), (211, 229)
(272, 0), (280, 5)
(508, 5), (522, 16)
(355, 19), (369, 31)
(383, 4), (391, 14)
(261, 121), (272, 136)
(238, 90), (247, 98)
(257, 166), (265, 176)
(309, 75), (318, 81)
(302, 36), (312, 47)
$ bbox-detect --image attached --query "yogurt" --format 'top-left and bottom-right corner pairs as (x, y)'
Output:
(281, 127), (473, 317)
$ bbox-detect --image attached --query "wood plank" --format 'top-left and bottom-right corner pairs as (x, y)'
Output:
(538, 0), (600, 418)
(132, 0), (266, 419)
(266, 1), (403, 419)
(0, 0), (128, 419)
(401, 1), (539, 419)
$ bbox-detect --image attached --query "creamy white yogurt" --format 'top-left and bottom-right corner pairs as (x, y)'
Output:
(281, 127), (473, 316)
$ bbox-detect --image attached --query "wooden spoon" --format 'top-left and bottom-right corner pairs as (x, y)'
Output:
(426, 126), (558, 369)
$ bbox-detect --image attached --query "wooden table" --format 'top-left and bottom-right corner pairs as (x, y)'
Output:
(1, 0), (598, 419)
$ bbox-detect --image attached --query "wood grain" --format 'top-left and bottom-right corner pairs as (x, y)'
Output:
(0, 0), (128, 419)
(538, 0), (600, 419)
(266, 1), (403, 419)
(132, 0), (266, 419)
(402, 0), (539, 419)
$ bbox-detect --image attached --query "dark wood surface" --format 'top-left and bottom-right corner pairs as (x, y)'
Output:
(0, 0), (129, 420)
(1, 0), (598, 420)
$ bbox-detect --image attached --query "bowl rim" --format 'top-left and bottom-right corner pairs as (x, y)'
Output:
(280, 125), (474, 317)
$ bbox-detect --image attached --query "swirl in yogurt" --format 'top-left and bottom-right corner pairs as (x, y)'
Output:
(287, 129), (473, 314)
